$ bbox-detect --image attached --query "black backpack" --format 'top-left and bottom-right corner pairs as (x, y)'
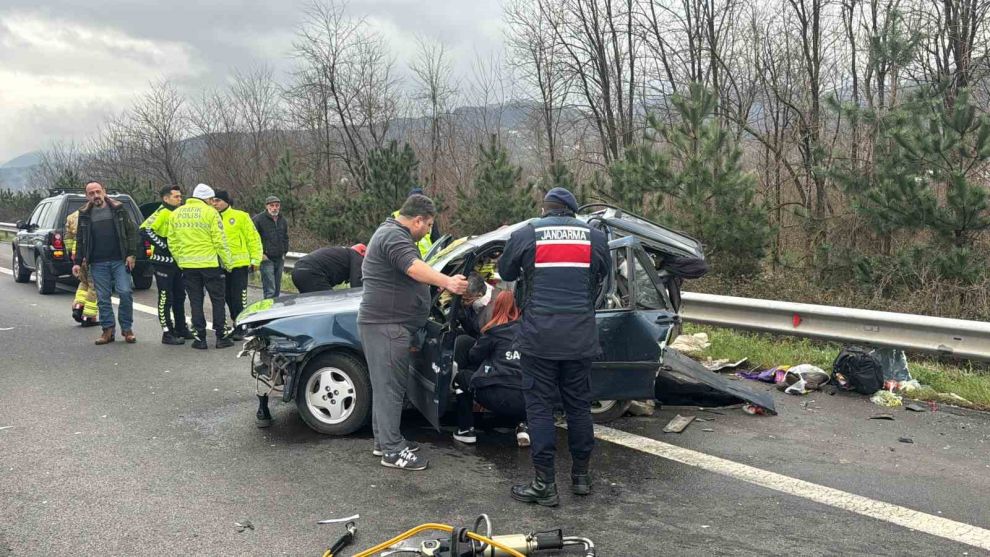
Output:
(832, 346), (884, 395)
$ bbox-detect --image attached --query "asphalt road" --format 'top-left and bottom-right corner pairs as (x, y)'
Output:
(1, 247), (989, 556)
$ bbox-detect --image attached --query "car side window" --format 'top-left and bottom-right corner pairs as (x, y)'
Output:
(38, 202), (59, 229)
(30, 202), (50, 227)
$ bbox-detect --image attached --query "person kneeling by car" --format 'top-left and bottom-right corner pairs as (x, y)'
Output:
(453, 290), (530, 447)
(290, 244), (366, 293)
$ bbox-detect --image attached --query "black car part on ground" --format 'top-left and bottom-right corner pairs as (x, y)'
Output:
(656, 348), (777, 413)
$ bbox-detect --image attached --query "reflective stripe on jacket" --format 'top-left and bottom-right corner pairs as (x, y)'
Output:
(497, 214), (610, 360)
(220, 207), (263, 269)
(140, 205), (176, 267)
(169, 198), (232, 270)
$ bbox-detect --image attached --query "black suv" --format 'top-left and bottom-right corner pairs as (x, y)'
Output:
(10, 191), (154, 294)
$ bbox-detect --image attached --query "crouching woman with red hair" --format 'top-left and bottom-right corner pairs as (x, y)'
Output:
(453, 290), (530, 447)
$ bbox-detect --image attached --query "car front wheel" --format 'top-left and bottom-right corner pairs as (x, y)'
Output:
(590, 400), (631, 423)
(295, 352), (372, 435)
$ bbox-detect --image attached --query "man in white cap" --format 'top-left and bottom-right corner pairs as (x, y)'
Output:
(169, 183), (234, 349)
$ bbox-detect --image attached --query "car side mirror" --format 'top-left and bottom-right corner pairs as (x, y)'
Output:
(16, 220), (29, 230)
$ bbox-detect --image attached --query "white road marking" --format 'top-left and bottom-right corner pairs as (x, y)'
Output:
(1, 267), (214, 329)
(6, 265), (989, 550)
(594, 425), (990, 551)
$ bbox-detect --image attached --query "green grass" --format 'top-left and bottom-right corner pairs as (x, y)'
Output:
(685, 323), (990, 410)
(247, 269), (298, 294)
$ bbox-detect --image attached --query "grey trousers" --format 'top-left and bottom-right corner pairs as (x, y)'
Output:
(358, 322), (412, 453)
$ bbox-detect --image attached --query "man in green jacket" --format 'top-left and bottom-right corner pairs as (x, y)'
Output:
(211, 190), (262, 338)
(169, 183), (234, 349)
(71, 181), (140, 345)
(140, 185), (194, 345)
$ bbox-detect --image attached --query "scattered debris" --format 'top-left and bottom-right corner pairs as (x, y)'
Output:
(627, 400), (655, 417)
(0, 327), (14, 331)
(702, 358), (748, 372)
(945, 393), (974, 406)
(0, 426), (13, 431)
(898, 437), (914, 444)
(742, 404), (768, 416)
(235, 520), (254, 533)
(904, 402), (928, 413)
(870, 390), (903, 408)
(702, 428), (715, 432)
(869, 414), (895, 421)
(778, 364), (831, 395)
(737, 367), (787, 384)
(669, 333), (710, 354)
(663, 415), (696, 433)
(318, 514), (360, 524)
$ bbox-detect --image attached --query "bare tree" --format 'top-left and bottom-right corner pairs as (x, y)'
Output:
(409, 36), (458, 187)
(289, 0), (400, 186)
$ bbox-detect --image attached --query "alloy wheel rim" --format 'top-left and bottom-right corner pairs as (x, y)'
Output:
(305, 367), (357, 425)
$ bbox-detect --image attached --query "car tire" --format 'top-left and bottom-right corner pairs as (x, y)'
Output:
(590, 400), (631, 423)
(295, 352), (372, 436)
(12, 250), (31, 283)
(133, 273), (153, 290)
(36, 255), (56, 294)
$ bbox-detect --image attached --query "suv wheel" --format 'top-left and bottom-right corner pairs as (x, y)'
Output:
(590, 400), (631, 423)
(12, 250), (31, 283)
(36, 254), (56, 294)
(296, 352), (372, 435)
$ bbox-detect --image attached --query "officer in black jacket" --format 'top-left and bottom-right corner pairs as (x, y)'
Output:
(497, 187), (610, 507)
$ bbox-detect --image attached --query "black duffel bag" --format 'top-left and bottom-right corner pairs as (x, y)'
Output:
(832, 346), (885, 395)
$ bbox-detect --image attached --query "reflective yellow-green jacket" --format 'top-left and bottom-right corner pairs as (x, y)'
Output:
(219, 207), (263, 269)
(140, 204), (177, 266)
(169, 198), (233, 270)
(391, 209), (433, 257)
(65, 210), (80, 255)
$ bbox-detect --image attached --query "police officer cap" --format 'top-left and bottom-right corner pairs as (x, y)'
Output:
(544, 187), (579, 213)
(213, 190), (232, 204)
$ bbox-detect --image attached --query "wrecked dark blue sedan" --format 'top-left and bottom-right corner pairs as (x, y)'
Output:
(235, 205), (774, 435)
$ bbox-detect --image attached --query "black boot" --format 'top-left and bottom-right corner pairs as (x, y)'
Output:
(176, 325), (196, 340)
(256, 395), (272, 428)
(161, 331), (185, 345)
(191, 332), (208, 350)
(571, 474), (591, 496)
(510, 475), (559, 507)
(72, 304), (84, 323)
(572, 461), (591, 495)
(216, 333), (234, 349)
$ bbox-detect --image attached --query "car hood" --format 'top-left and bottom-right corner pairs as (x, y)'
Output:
(236, 288), (361, 327)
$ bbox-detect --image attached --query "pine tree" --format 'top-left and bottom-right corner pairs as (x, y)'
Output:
(453, 135), (534, 235)
(608, 83), (770, 275)
(252, 151), (308, 223)
(308, 141), (421, 244)
(835, 87), (990, 285)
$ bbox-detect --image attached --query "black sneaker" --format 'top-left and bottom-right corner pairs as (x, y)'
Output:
(381, 447), (428, 471)
(161, 332), (185, 345)
(191, 339), (208, 350)
(373, 440), (420, 457)
(179, 329), (196, 340)
(453, 428), (477, 444)
(216, 337), (234, 349)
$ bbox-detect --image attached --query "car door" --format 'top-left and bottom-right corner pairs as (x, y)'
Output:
(591, 236), (677, 401)
(19, 201), (50, 269)
(405, 246), (472, 429)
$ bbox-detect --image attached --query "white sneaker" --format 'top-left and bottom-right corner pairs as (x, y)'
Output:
(516, 423), (531, 447)
(453, 428), (477, 444)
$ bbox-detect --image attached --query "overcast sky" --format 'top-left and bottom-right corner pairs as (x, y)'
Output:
(0, 0), (507, 164)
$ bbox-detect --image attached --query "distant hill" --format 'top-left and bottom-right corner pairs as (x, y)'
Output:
(0, 150), (42, 191)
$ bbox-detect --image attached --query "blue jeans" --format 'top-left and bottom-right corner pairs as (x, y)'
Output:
(260, 257), (284, 299)
(89, 260), (134, 331)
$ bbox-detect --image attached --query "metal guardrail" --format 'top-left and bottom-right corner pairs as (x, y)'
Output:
(680, 292), (990, 361)
(0, 222), (16, 234)
(9, 230), (988, 360)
